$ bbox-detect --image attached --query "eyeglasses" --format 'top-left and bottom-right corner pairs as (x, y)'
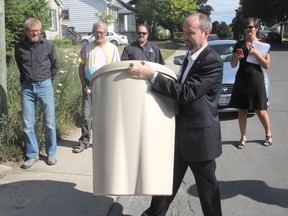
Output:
(27, 29), (41, 33)
(95, 31), (106, 35)
(245, 25), (255, 30)
(137, 32), (148, 35)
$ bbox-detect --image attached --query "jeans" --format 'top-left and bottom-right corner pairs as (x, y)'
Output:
(79, 89), (91, 147)
(21, 79), (57, 158)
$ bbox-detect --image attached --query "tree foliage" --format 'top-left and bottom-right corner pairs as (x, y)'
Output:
(5, 0), (50, 56)
(197, 0), (213, 16)
(95, 12), (115, 26)
(135, 0), (212, 40)
(212, 21), (232, 39)
(231, 0), (288, 39)
(216, 22), (232, 39)
(241, 0), (288, 25)
(231, 6), (245, 40)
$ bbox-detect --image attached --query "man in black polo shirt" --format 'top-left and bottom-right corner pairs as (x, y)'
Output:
(15, 18), (58, 169)
(121, 24), (165, 65)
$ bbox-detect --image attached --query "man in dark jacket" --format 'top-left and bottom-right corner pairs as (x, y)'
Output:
(15, 18), (58, 169)
(128, 13), (223, 216)
(121, 24), (165, 65)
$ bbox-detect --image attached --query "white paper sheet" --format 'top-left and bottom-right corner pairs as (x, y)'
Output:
(246, 41), (270, 65)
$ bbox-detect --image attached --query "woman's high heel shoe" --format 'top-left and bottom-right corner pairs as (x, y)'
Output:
(263, 135), (272, 146)
(237, 137), (247, 149)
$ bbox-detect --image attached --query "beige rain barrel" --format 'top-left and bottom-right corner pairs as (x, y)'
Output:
(91, 60), (177, 195)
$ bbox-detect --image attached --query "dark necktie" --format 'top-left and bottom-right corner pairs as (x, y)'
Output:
(178, 54), (189, 81)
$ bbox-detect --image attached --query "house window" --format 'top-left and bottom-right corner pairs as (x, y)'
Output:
(61, 9), (69, 20)
(49, 9), (57, 31)
(108, 8), (118, 23)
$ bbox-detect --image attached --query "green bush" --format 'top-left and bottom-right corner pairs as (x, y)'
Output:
(0, 58), (25, 162)
(53, 38), (74, 47)
(173, 32), (183, 43)
(0, 113), (24, 162)
(53, 49), (82, 135)
(0, 47), (82, 162)
(154, 26), (171, 41)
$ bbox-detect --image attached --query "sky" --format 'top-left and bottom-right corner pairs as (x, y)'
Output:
(209, 0), (240, 24)
(122, 0), (240, 25)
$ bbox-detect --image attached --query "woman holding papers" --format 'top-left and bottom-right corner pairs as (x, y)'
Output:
(230, 17), (272, 149)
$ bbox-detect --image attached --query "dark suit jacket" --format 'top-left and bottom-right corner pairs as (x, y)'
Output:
(151, 45), (223, 161)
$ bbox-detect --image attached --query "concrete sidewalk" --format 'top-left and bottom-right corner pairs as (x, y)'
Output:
(0, 128), (115, 216)
(0, 45), (187, 216)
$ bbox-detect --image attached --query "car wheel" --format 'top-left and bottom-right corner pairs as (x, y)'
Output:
(110, 40), (118, 46)
(82, 40), (89, 45)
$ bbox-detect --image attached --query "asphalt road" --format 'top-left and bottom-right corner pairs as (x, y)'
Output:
(111, 44), (288, 216)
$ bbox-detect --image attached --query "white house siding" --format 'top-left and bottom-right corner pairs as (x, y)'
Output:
(118, 8), (136, 32)
(61, 0), (106, 35)
(45, 0), (63, 40)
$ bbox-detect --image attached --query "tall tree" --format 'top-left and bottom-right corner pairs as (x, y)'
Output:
(231, 0), (288, 39)
(231, 4), (245, 40)
(136, 0), (212, 40)
(197, 0), (213, 16)
(242, 0), (288, 25)
(211, 21), (220, 34)
(216, 22), (232, 39)
(211, 21), (232, 39)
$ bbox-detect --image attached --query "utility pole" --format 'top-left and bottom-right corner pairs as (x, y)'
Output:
(0, 0), (7, 115)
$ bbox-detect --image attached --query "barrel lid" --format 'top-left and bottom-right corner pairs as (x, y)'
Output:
(91, 60), (177, 82)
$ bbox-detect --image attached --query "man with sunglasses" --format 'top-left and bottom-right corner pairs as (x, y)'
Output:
(121, 24), (165, 64)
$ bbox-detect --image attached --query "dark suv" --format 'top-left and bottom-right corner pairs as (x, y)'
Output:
(266, 32), (282, 44)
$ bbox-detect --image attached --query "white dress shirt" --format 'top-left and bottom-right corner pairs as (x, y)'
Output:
(180, 44), (207, 83)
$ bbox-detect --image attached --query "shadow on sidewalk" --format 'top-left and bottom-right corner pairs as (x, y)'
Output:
(0, 180), (114, 216)
(187, 180), (288, 208)
(57, 137), (79, 148)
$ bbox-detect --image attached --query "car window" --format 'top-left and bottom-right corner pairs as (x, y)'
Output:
(210, 44), (234, 62)
(208, 34), (219, 41)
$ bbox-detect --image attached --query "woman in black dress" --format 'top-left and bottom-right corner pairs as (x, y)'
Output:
(230, 17), (272, 149)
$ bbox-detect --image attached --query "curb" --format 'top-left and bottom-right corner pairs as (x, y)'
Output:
(0, 164), (12, 178)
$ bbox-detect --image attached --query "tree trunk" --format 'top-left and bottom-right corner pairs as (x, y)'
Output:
(170, 28), (174, 41)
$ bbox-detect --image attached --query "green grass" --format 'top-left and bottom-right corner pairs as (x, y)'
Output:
(70, 40), (183, 60)
(153, 41), (184, 59)
(118, 41), (183, 59)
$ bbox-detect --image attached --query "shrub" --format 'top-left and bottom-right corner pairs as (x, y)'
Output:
(154, 26), (171, 41)
(0, 58), (25, 162)
(173, 32), (183, 43)
(53, 38), (74, 47)
(53, 49), (82, 135)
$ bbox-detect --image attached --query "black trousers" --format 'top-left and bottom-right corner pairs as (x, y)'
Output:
(142, 147), (222, 216)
